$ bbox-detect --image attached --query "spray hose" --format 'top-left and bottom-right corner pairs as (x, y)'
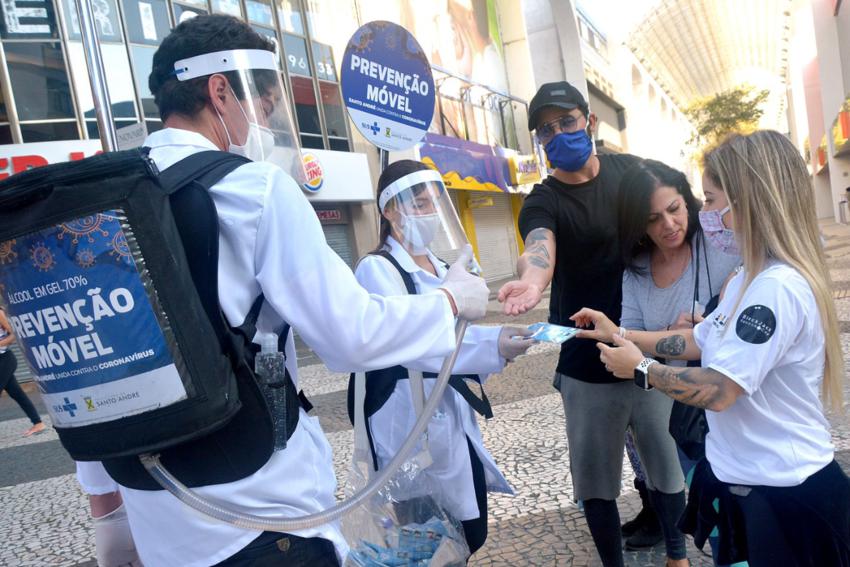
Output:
(139, 319), (469, 532)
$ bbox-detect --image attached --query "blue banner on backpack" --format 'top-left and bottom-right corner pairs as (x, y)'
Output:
(0, 210), (187, 428)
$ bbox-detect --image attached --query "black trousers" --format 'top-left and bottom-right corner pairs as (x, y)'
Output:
(0, 351), (41, 425)
(461, 436), (489, 556)
(215, 532), (339, 566)
(733, 460), (850, 567)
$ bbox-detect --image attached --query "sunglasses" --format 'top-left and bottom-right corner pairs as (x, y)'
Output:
(536, 114), (585, 143)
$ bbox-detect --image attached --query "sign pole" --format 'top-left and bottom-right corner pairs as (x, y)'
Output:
(74, 0), (118, 152)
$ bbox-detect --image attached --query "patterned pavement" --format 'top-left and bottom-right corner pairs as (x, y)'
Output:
(3, 221), (850, 566)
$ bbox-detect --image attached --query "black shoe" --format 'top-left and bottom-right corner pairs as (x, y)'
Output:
(624, 522), (664, 550)
(620, 508), (650, 538)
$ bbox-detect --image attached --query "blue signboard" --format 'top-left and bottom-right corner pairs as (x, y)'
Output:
(341, 21), (435, 151)
(0, 210), (186, 427)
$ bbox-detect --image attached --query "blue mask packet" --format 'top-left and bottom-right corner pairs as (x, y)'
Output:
(528, 323), (579, 343)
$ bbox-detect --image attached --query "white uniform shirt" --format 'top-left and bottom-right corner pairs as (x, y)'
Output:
(105, 128), (459, 567)
(693, 262), (834, 487)
(355, 237), (513, 521)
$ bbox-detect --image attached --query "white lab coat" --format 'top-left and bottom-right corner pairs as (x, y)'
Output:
(354, 237), (513, 522)
(99, 128), (461, 567)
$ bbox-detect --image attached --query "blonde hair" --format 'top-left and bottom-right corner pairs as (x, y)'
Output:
(703, 130), (844, 412)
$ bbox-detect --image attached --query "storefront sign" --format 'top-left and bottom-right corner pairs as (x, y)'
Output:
(508, 154), (541, 186)
(0, 141), (103, 180)
(468, 196), (494, 208)
(315, 209), (342, 222)
(0, 0), (58, 38)
(116, 122), (148, 151)
(301, 152), (324, 192)
(418, 133), (511, 193)
(341, 21), (435, 151)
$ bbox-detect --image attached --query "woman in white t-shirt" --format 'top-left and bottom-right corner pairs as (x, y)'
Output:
(572, 130), (849, 567)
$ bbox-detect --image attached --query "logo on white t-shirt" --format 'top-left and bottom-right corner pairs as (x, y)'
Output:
(735, 304), (776, 344)
(711, 311), (729, 330)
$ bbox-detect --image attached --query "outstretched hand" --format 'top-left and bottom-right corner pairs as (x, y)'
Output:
(498, 281), (542, 316)
(570, 308), (618, 342)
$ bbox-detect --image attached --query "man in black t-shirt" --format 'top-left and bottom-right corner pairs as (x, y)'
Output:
(498, 82), (675, 567)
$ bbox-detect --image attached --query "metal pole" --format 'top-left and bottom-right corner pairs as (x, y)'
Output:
(74, 0), (117, 152)
(379, 148), (389, 172)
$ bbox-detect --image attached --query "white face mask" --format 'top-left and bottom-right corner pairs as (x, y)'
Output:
(400, 212), (441, 254)
(215, 88), (276, 162)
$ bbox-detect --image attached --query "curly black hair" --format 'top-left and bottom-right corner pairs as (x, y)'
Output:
(149, 14), (275, 121)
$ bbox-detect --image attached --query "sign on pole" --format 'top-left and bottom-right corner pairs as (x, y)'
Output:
(341, 21), (435, 152)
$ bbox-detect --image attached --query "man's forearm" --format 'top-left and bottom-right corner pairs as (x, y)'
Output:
(648, 364), (742, 411)
(517, 228), (555, 288)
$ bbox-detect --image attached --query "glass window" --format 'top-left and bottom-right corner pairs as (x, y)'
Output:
(275, 0), (303, 34)
(318, 81), (345, 138)
(85, 119), (137, 139)
(0, 88), (6, 122)
(246, 0), (273, 26)
(311, 41), (335, 82)
(60, 0), (123, 42)
(21, 121), (79, 142)
(300, 134), (322, 149)
(67, 42), (138, 119)
(5, 42), (75, 121)
(173, 3), (207, 24)
(0, 0), (59, 39)
(0, 125), (12, 144)
(251, 26), (281, 66)
(328, 137), (348, 151)
(282, 33), (310, 77)
(145, 119), (163, 133)
(128, 44), (159, 118)
(210, 0), (242, 17)
(122, 0), (170, 45)
(290, 75), (319, 135)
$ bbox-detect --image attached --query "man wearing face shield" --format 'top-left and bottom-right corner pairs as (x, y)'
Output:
(350, 160), (535, 556)
(78, 15), (489, 567)
(498, 82), (677, 567)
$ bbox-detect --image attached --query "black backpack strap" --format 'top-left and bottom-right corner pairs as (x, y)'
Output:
(156, 150), (251, 196)
(374, 250), (417, 294)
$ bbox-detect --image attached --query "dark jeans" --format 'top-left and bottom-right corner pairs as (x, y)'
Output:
(215, 532), (339, 566)
(461, 436), (489, 556)
(0, 351), (41, 425)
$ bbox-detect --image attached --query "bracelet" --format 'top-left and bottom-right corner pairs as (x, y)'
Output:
(618, 326), (627, 339)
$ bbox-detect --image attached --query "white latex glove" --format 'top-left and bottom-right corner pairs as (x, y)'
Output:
(438, 244), (489, 321)
(498, 326), (536, 361)
(93, 504), (142, 567)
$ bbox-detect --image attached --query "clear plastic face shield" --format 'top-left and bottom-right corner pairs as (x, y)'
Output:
(379, 169), (469, 258)
(173, 49), (306, 185)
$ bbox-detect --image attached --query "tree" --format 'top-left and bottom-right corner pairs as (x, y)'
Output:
(685, 85), (769, 150)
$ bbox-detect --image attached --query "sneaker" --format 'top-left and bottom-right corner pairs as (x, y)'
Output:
(23, 422), (46, 437)
(624, 522), (664, 550)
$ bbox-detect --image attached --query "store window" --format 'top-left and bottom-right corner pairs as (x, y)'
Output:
(0, 0), (60, 39)
(20, 121), (79, 142)
(122, 0), (171, 45)
(0, 89), (10, 143)
(275, 0), (351, 151)
(211, 0), (242, 18)
(246, 0), (273, 26)
(173, 3), (208, 24)
(4, 42), (75, 121)
(275, 0), (303, 34)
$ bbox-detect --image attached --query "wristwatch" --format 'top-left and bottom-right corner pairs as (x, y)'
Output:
(634, 358), (657, 390)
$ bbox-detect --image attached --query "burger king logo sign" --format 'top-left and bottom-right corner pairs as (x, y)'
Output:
(302, 153), (324, 192)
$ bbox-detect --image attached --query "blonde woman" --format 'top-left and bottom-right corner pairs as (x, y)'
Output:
(572, 130), (849, 567)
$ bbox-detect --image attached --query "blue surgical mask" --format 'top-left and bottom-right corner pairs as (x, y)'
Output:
(544, 129), (593, 172)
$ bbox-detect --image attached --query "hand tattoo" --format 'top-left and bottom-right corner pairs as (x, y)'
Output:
(656, 334), (686, 356)
(648, 365), (733, 411)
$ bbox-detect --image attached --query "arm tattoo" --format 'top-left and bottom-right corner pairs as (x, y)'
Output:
(526, 243), (550, 259)
(648, 365), (729, 410)
(655, 334), (686, 356)
(526, 228), (550, 245)
(528, 256), (550, 269)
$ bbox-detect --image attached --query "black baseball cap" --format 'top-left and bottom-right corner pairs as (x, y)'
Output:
(527, 81), (589, 131)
